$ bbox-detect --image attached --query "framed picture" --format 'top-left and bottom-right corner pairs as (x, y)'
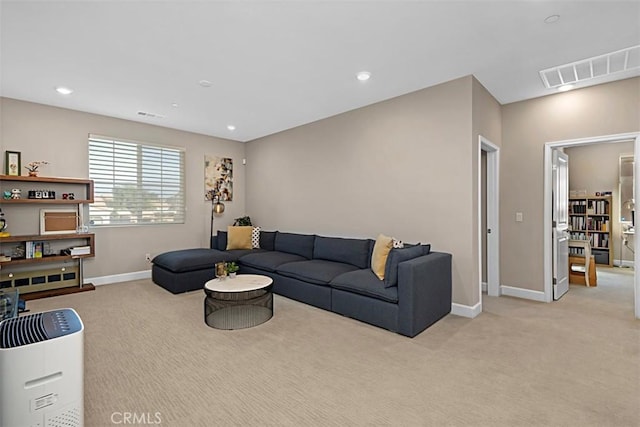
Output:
(204, 155), (233, 201)
(5, 151), (21, 176)
(40, 209), (79, 235)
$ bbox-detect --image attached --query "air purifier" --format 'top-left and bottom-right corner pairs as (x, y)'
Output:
(0, 308), (84, 427)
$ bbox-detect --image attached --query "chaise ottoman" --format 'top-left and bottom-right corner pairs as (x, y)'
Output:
(151, 248), (237, 294)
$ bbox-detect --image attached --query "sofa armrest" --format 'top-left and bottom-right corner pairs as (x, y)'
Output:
(397, 251), (452, 337)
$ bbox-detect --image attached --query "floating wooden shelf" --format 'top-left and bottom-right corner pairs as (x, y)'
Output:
(0, 175), (95, 294)
(0, 234), (95, 266)
(0, 175), (94, 203)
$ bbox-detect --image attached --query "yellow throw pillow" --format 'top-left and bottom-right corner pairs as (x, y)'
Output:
(371, 234), (394, 280)
(226, 226), (253, 250)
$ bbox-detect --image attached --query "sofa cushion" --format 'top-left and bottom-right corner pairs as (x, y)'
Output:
(330, 269), (398, 303)
(239, 251), (307, 272)
(371, 234), (394, 280)
(259, 231), (277, 251)
(227, 226), (253, 250)
(252, 226), (261, 248)
(216, 231), (228, 251)
(276, 260), (360, 285)
(313, 236), (371, 269)
(274, 232), (315, 259)
(152, 248), (230, 273)
(383, 244), (427, 287)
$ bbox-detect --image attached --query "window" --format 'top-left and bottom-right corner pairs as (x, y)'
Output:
(88, 135), (185, 226)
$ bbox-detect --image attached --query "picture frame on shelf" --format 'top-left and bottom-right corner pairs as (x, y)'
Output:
(40, 209), (79, 235)
(4, 151), (21, 176)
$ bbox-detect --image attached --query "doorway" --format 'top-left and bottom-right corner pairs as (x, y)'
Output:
(479, 136), (499, 302)
(543, 132), (640, 318)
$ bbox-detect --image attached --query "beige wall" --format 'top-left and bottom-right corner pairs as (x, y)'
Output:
(501, 77), (640, 291)
(8, 74), (633, 304)
(472, 77), (502, 291)
(0, 98), (246, 278)
(565, 141), (635, 263)
(246, 76), (501, 308)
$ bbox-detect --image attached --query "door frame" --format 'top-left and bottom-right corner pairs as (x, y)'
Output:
(552, 149), (570, 300)
(479, 136), (500, 298)
(543, 131), (640, 318)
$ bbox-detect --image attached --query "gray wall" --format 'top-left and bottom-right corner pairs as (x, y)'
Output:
(0, 98), (246, 279)
(501, 77), (640, 291)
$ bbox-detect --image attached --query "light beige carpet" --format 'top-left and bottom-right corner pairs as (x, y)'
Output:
(25, 268), (639, 427)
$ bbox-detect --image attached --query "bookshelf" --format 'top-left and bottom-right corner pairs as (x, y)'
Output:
(0, 175), (95, 293)
(568, 195), (613, 266)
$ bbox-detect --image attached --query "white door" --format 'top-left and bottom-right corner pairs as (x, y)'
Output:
(553, 150), (570, 300)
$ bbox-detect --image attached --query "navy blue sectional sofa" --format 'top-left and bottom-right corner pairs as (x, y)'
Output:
(152, 231), (452, 337)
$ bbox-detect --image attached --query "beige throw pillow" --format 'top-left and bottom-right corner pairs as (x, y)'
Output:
(371, 234), (394, 280)
(226, 226), (253, 250)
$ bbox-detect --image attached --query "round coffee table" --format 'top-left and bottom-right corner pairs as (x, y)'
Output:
(203, 274), (274, 329)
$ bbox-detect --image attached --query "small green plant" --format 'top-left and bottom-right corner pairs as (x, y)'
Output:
(226, 261), (239, 274)
(233, 216), (252, 226)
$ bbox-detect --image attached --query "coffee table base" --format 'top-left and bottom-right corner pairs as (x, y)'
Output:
(204, 287), (273, 329)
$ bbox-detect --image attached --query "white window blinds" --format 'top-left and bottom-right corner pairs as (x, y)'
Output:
(88, 135), (185, 226)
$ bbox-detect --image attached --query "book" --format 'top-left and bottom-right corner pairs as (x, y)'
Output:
(70, 246), (91, 256)
(34, 242), (43, 258)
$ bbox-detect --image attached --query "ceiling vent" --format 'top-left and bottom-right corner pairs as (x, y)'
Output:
(137, 111), (164, 119)
(539, 45), (640, 89)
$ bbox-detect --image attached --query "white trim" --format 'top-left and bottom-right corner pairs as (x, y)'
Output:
(543, 131), (640, 319)
(451, 302), (482, 318)
(634, 134), (640, 319)
(501, 285), (547, 302)
(479, 136), (500, 304)
(614, 259), (635, 268)
(86, 270), (151, 286)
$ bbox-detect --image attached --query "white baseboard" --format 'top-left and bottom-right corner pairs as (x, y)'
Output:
(86, 270), (151, 286)
(614, 259), (635, 268)
(451, 301), (482, 318)
(500, 285), (546, 302)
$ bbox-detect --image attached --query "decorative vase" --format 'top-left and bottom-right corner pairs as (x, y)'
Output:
(28, 171), (38, 177)
(229, 272), (237, 279)
(215, 262), (227, 279)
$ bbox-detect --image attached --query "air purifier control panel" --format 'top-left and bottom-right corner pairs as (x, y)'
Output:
(43, 309), (83, 339)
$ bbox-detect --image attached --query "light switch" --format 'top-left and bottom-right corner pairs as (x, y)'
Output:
(516, 212), (523, 222)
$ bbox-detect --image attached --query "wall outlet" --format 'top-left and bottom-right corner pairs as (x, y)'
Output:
(145, 253), (151, 263)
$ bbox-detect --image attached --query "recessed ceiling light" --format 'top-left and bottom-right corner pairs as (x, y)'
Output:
(199, 80), (212, 87)
(171, 103), (179, 108)
(55, 86), (73, 95)
(227, 125), (236, 131)
(356, 71), (371, 81)
(544, 15), (560, 24)
(558, 84), (574, 92)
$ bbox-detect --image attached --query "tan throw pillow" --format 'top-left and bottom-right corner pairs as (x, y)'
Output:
(226, 226), (253, 250)
(371, 234), (394, 280)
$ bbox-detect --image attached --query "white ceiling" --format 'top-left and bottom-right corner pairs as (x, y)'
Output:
(1, 1), (639, 142)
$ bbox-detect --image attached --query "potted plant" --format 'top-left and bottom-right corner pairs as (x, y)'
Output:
(226, 261), (239, 278)
(24, 160), (49, 177)
(233, 216), (252, 226)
